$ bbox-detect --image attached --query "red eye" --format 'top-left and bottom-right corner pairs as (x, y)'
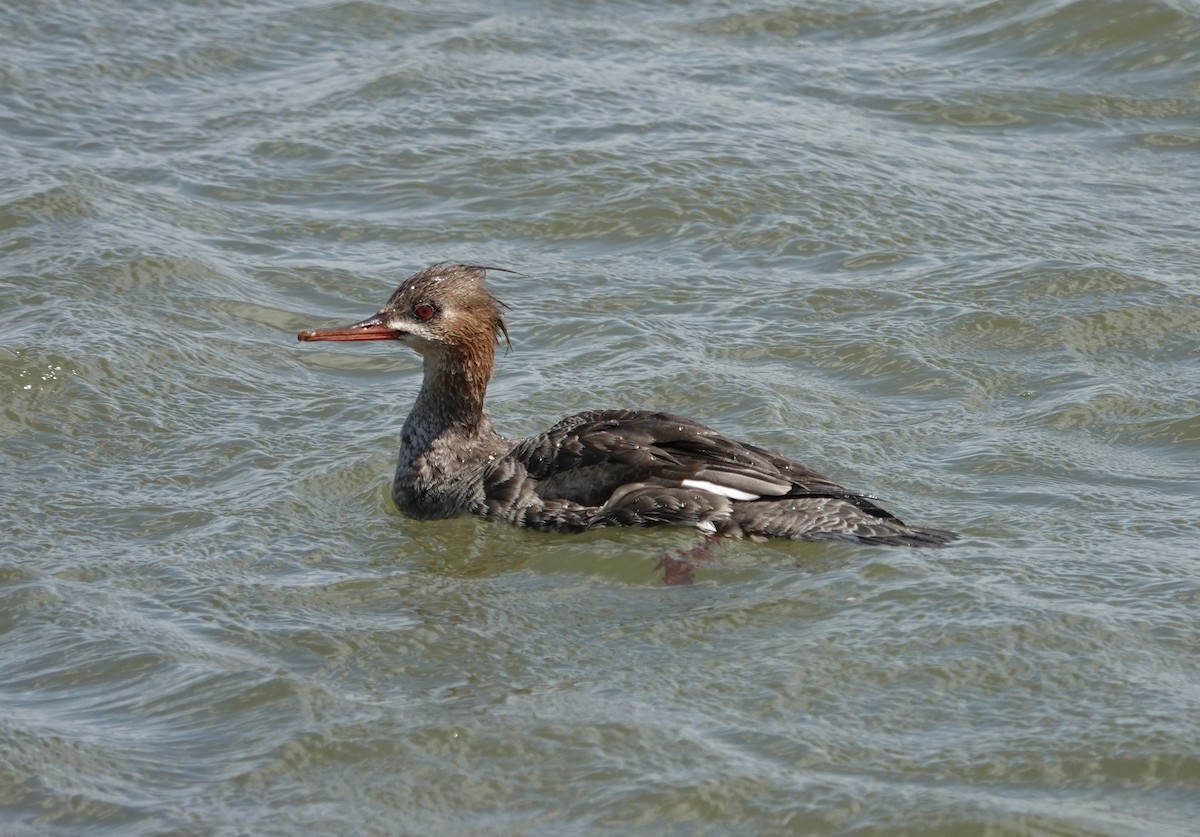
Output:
(414, 303), (435, 320)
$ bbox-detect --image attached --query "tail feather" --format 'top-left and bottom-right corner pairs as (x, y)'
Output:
(728, 496), (958, 547)
(853, 524), (959, 548)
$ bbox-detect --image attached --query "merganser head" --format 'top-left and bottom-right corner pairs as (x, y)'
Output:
(297, 262), (511, 356)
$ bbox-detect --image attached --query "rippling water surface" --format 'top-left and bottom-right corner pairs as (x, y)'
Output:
(3, 0), (1199, 834)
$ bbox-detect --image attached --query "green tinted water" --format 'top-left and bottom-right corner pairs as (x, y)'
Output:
(2, 1), (1198, 834)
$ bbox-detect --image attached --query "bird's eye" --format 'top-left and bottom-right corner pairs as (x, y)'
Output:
(414, 303), (435, 320)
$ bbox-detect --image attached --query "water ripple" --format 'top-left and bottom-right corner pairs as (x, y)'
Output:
(2, 0), (1199, 833)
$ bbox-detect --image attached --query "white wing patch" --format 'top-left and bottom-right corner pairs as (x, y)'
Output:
(681, 479), (760, 502)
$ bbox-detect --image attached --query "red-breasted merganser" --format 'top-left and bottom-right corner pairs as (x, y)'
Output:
(298, 263), (956, 547)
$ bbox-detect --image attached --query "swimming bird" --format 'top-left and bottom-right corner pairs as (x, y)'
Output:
(297, 262), (956, 547)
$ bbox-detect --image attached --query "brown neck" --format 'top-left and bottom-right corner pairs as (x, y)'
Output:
(403, 333), (497, 448)
(393, 333), (509, 517)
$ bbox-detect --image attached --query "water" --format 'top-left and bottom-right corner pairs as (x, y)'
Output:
(2, 0), (1199, 833)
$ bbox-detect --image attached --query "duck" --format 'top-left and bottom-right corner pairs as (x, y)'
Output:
(297, 262), (956, 547)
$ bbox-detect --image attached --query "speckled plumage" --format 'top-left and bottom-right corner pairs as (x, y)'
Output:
(299, 262), (956, 547)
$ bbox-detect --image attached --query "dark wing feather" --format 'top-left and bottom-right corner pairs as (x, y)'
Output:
(484, 409), (955, 545)
(508, 409), (897, 518)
